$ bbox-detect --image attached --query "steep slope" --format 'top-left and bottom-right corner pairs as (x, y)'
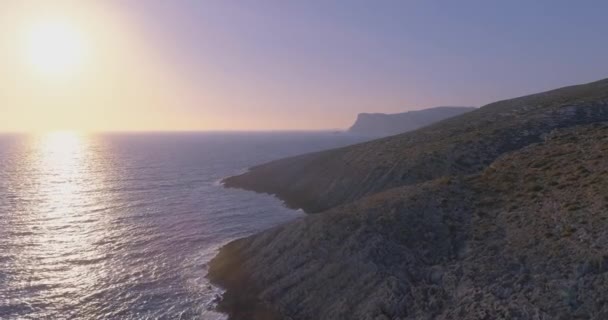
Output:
(224, 78), (608, 213)
(210, 122), (608, 320)
(348, 106), (475, 137)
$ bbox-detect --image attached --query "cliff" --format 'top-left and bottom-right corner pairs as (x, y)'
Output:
(223, 78), (608, 213)
(211, 78), (608, 319)
(211, 123), (608, 319)
(348, 106), (476, 137)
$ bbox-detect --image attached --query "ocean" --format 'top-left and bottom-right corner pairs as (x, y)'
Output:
(0, 131), (367, 319)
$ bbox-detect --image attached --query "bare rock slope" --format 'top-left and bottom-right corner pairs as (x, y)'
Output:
(223, 78), (608, 213)
(211, 78), (608, 319)
(348, 106), (475, 137)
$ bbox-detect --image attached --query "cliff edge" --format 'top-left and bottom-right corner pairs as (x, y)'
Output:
(223, 78), (608, 213)
(348, 106), (475, 137)
(211, 78), (608, 319)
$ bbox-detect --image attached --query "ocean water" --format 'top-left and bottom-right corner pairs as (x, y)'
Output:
(0, 131), (366, 319)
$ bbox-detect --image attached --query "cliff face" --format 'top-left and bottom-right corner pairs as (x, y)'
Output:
(210, 178), (474, 319)
(211, 78), (608, 319)
(348, 106), (476, 137)
(223, 78), (608, 213)
(211, 122), (608, 320)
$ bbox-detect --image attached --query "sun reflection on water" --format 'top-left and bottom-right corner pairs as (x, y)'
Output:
(33, 131), (91, 222)
(10, 131), (114, 315)
(0, 130), (329, 319)
(37, 131), (88, 217)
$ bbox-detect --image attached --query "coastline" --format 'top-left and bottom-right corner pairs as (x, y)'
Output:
(208, 239), (284, 320)
(208, 123), (608, 320)
(206, 79), (608, 319)
(208, 173), (308, 319)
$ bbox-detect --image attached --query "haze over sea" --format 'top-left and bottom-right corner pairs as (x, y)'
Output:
(0, 131), (366, 319)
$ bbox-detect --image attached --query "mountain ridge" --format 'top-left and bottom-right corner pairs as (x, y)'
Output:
(223, 78), (608, 213)
(211, 77), (608, 319)
(348, 106), (476, 137)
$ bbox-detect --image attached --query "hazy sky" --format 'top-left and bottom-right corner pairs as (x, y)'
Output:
(1, 0), (608, 132)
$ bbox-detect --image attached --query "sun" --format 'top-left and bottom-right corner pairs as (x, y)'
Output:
(24, 19), (88, 77)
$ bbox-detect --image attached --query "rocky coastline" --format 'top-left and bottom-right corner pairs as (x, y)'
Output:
(210, 78), (608, 319)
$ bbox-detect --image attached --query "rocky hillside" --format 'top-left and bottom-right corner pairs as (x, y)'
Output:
(348, 106), (475, 137)
(223, 78), (608, 213)
(210, 122), (608, 320)
(210, 78), (608, 319)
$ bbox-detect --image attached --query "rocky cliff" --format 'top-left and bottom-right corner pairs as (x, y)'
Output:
(211, 78), (608, 319)
(348, 106), (475, 137)
(223, 78), (608, 213)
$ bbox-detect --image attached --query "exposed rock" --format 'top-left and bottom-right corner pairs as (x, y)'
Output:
(348, 106), (476, 137)
(223, 78), (608, 213)
(211, 78), (608, 319)
(211, 123), (608, 319)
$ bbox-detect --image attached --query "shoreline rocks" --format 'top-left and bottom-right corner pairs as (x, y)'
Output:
(210, 78), (608, 319)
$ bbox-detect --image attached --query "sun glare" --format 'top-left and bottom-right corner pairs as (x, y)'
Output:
(24, 19), (87, 77)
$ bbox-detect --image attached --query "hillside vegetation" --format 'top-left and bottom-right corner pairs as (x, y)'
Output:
(211, 78), (608, 319)
(223, 78), (608, 213)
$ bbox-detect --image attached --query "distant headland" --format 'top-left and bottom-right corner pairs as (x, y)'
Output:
(211, 77), (608, 320)
(348, 106), (476, 137)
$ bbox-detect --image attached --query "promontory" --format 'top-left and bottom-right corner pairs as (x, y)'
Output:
(210, 78), (608, 320)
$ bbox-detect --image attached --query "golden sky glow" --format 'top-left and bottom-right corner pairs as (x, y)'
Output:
(0, 1), (454, 133)
(0, 1), (206, 133)
(2, 1), (607, 133)
(24, 18), (87, 78)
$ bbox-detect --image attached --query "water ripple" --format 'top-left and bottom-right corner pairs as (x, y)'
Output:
(0, 131), (365, 319)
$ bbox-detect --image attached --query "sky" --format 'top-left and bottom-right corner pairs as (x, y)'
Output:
(1, 0), (608, 132)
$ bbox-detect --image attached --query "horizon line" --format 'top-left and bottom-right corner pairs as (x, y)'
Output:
(0, 128), (352, 135)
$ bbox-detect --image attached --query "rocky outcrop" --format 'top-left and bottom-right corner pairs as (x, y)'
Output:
(223, 78), (608, 213)
(210, 177), (474, 320)
(211, 122), (608, 319)
(348, 106), (475, 137)
(211, 78), (608, 319)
